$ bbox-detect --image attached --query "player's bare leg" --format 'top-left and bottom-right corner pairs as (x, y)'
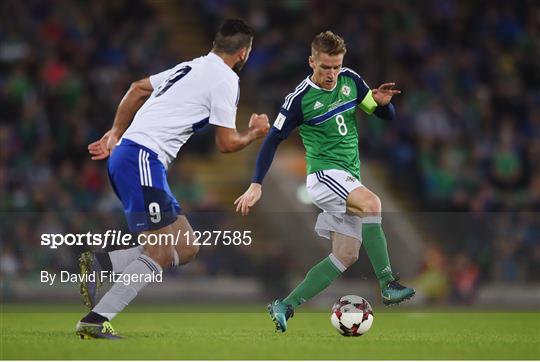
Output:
(76, 216), (199, 339)
(331, 232), (361, 268)
(346, 186), (415, 305)
(170, 216), (199, 265)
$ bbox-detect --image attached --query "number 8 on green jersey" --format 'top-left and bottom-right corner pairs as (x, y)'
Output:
(273, 67), (378, 182)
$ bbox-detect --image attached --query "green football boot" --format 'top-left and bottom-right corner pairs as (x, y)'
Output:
(381, 276), (416, 306)
(267, 299), (294, 332)
(76, 320), (122, 340)
(79, 251), (103, 309)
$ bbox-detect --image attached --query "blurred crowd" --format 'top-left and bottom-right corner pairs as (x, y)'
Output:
(1, 0), (177, 213)
(192, 0), (540, 294)
(1, 0), (538, 299)
(196, 0), (539, 212)
(0, 0), (255, 281)
(414, 211), (539, 303)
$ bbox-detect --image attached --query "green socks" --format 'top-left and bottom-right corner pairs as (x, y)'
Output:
(362, 219), (394, 289)
(281, 218), (394, 308)
(283, 255), (345, 308)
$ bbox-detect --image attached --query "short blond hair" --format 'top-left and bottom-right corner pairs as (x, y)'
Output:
(311, 31), (347, 56)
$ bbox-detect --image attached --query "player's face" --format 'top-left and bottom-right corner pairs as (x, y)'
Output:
(233, 44), (252, 74)
(309, 52), (343, 90)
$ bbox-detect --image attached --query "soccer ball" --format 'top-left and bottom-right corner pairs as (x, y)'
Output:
(330, 295), (374, 337)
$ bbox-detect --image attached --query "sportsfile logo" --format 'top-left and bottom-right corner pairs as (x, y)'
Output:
(40, 230), (132, 249)
(40, 229), (253, 249)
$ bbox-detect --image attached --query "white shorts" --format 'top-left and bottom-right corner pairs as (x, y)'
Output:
(306, 169), (364, 240)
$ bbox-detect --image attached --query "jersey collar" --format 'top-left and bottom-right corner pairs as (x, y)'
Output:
(306, 75), (338, 92)
(207, 52), (239, 80)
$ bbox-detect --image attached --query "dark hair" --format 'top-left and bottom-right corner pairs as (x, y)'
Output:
(212, 19), (254, 54)
(311, 31), (347, 56)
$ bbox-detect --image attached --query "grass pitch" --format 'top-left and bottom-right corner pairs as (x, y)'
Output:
(1, 304), (538, 360)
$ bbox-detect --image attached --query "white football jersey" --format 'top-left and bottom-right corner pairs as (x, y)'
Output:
(122, 52), (239, 167)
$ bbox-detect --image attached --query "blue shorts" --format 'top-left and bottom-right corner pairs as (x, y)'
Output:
(108, 138), (181, 232)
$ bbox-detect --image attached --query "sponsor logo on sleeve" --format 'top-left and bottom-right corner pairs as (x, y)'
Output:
(274, 113), (286, 130)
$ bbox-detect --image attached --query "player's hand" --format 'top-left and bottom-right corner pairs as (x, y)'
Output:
(372, 83), (401, 106)
(234, 183), (262, 216)
(88, 130), (119, 160)
(249, 113), (270, 139)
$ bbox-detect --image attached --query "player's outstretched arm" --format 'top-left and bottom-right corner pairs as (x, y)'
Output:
(234, 126), (285, 215)
(215, 113), (270, 153)
(88, 78), (153, 160)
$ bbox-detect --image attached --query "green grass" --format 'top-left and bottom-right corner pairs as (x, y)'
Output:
(1, 305), (539, 360)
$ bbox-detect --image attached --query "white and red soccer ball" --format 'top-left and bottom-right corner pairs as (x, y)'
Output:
(331, 295), (374, 337)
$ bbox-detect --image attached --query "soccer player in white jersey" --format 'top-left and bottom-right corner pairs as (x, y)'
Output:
(76, 19), (269, 339)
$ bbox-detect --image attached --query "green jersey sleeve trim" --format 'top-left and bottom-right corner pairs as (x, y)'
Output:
(359, 90), (378, 115)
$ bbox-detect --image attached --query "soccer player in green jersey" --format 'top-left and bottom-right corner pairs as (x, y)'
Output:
(235, 31), (415, 332)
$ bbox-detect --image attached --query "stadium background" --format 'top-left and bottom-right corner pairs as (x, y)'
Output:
(1, 0), (539, 311)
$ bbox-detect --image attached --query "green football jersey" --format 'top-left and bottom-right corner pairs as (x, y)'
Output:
(272, 67), (377, 180)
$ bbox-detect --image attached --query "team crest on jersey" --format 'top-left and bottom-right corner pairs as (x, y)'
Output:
(341, 85), (351, 96)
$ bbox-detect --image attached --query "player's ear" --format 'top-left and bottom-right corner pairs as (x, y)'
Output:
(308, 55), (315, 70)
(239, 47), (248, 61)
